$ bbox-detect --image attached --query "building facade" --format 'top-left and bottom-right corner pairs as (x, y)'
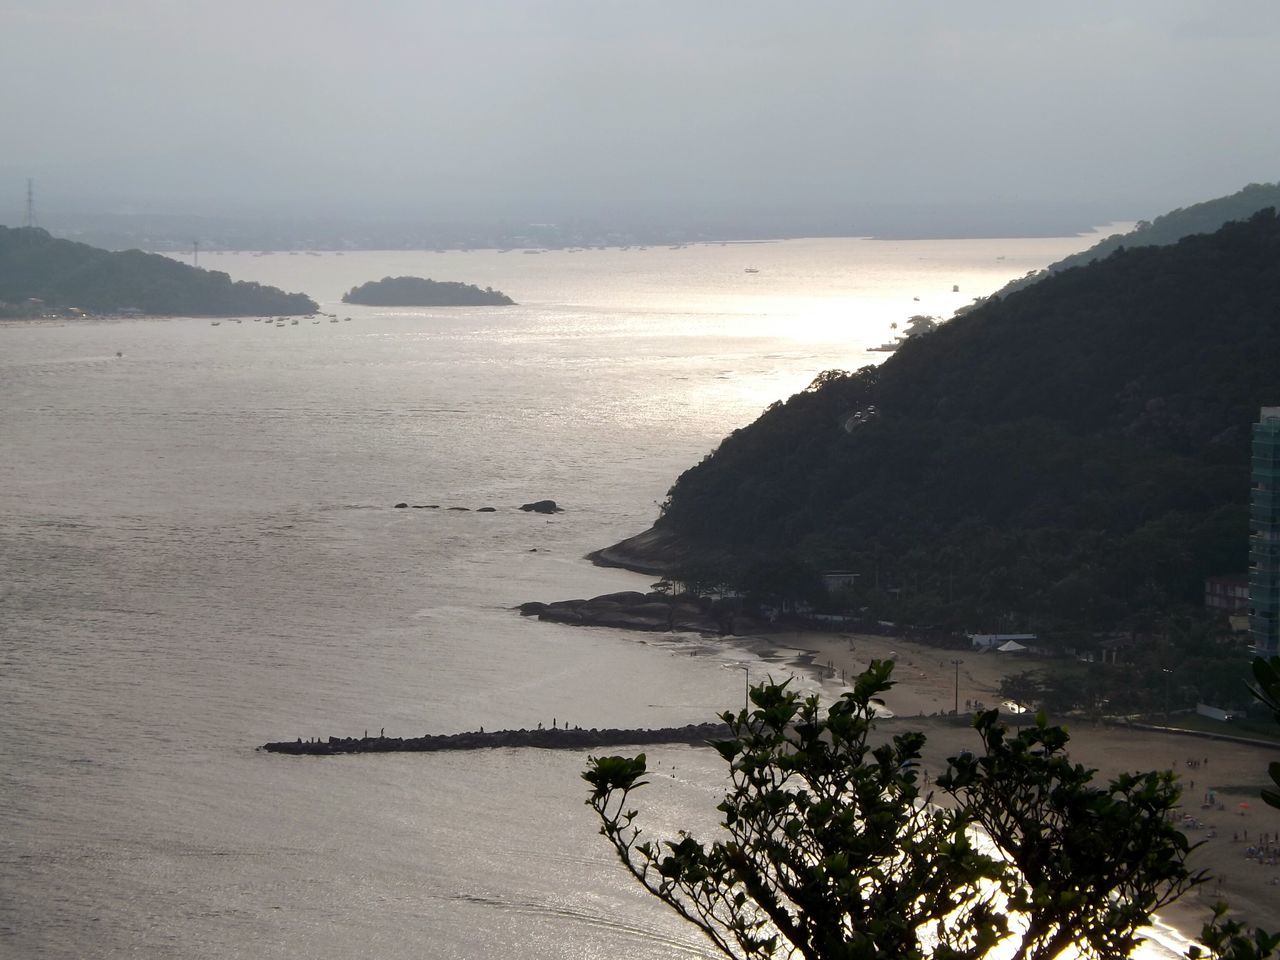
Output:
(1250, 407), (1280, 656)
(1205, 574), (1250, 613)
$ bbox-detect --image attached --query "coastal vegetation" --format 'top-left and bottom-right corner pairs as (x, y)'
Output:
(988, 180), (1280, 302)
(611, 210), (1280, 648)
(341, 275), (514, 306)
(586, 663), (1202, 960)
(0, 225), (316, 316)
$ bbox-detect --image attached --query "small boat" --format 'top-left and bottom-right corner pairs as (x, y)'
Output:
(330, 318), (339, 323)
(290, 318), (299, 325)
(744, 267), (760, 274)
(210, 320), (221, 326)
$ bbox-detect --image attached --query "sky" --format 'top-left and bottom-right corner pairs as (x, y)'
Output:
(2, 0), (1279, 233)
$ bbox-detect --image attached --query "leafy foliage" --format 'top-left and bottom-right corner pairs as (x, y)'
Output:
(341, 275), (514, 306)
(1192, 903), (1280, 960)
(1248, 656), (1280, 810)
(939, 713), (1200, 960)
(585, 664), (1199, 960)
(651, 210), (1280, 631)
(0, 226), (316, 316)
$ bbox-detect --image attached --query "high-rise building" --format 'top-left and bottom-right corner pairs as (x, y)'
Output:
(1250, 406), (1280, 656)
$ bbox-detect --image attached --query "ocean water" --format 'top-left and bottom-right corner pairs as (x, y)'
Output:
(2, 234), (1124, 959)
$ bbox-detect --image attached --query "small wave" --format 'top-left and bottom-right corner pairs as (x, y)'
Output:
(442, 890), (708, 955)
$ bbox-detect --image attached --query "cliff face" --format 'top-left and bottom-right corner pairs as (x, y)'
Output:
(0, 226), (317, 316)
(606, 210), (1280, 630)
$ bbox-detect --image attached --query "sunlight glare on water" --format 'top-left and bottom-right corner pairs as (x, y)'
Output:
(2, 232), (1159, 960)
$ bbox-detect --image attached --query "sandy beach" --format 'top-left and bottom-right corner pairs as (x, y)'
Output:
(762, 629), (1280, 937)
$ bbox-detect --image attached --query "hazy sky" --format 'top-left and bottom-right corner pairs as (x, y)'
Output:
(3, 0), (1278, 229)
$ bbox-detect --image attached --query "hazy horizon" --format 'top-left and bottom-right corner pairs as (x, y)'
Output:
(3, 1), (1279, 236)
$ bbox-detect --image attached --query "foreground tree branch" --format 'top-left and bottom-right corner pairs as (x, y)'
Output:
(586, 661), (1200, 960)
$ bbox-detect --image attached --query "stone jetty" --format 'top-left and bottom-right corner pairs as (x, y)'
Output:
(260, 722), (733, 756)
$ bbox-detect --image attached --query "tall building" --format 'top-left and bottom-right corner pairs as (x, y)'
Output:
(1250, 407), (1280, 656)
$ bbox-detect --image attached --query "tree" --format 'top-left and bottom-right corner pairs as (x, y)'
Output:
(939, 713), (1199, 960)
(737, 556), (825, 612)
(997, 670), (1047, 710)
(584, 662), (1200, 960)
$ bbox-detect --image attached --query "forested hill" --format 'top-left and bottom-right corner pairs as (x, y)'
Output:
(0, 226), (316, 316)
(632, 209), (1280, 632)
(991, 181), (1280, 300)
(342, 276), (514, 306)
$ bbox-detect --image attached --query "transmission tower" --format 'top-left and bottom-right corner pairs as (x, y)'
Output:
(25, 178), (37, 228)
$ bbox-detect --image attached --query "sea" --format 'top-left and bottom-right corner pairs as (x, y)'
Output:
(3, 231), (1181, 959)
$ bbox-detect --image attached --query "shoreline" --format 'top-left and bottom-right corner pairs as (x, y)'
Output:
(579, 532), (1280, 934)
(746, 627), (1280, 938)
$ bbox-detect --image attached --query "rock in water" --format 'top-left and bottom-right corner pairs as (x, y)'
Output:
(520, 500), (562, 514)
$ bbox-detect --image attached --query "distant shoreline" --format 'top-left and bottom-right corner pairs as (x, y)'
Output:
(161, 228), (1127, 256)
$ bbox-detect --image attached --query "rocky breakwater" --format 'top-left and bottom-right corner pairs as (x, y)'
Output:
(261, 722), (733, 756)
(518, 589), (759, 634)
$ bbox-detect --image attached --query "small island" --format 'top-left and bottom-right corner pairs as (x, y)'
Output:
(342, 276), (515, 306)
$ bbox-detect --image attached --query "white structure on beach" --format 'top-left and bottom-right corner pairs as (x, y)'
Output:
(969, 633), (1036, 651)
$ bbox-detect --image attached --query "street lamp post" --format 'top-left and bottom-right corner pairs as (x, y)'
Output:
(951, 658), (964, 714)
(742, 665), (750, 713)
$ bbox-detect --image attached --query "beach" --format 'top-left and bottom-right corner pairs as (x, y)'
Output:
(768, 628), (1280, 936)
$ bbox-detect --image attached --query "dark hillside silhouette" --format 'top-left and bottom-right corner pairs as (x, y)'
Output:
(632, 210), (1280, 632)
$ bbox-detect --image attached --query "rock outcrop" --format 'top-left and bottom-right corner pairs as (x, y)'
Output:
(519, 590), (761, 635)
(587, 526), (708, 576)
(520, 499), (563, 514)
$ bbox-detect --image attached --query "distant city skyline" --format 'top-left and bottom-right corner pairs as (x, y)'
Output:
(3, 1), (1278, 237)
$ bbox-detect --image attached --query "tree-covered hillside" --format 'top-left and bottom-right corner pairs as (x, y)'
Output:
(991, 181), (1280, 300)
(0, 226), (316, 316)
(342, 276), (514, 306)
(637, 210), (1280, 633)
